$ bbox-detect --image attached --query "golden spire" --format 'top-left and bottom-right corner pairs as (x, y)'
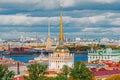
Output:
(46, 20), (52, 50)
(48, 20), (50, 36)
(59, 3), (64, 43)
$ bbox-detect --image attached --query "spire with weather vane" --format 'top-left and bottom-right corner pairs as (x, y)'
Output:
(59, 3), (64, 44)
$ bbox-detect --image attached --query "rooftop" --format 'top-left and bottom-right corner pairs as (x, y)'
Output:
(91, 68), (120, 77)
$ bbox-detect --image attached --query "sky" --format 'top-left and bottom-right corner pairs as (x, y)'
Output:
(0, 0), (120, 40)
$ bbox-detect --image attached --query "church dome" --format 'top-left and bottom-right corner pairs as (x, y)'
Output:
(55, 46), (69, 52)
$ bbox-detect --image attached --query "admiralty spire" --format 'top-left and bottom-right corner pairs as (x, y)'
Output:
(59, 4), (64, 44)
(48, 3), (74, 71)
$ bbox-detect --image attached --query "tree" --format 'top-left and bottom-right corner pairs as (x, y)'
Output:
(25, 63), (48, 80)
(54, 65), (70, 80)
(106, 75), (120, 80)
(0, 64), (15, 80)
(70, 62), (94, 80)
(75, 45), (89, 51)
(62, 65), (70, 78)
(44, 77), (56, 80)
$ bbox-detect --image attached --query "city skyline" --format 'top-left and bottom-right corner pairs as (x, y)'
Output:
(0, 0), (120, 39)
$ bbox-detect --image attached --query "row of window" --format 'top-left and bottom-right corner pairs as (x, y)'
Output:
(89, 56), (111, 59)
(49, 61), (73, 63)
(50, 54), (73, 57)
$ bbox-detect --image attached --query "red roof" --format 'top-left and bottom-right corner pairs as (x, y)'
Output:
(47, 70), (58, 74)
(91, 68), (120, 77)
(13, 76), (24, 80)
(102, 60), (120, 67)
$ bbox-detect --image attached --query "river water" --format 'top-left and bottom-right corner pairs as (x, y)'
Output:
(5, 55), (88, 63)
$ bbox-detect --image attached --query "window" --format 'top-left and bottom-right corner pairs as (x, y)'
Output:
(90, 56), (91, 59)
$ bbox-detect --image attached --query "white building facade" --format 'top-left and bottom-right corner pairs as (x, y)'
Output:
(49, 46), (74, 70)
(88, 48), (120, 62)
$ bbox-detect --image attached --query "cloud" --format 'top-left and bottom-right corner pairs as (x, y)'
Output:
(0, 32), (41, 39)
(0, 0), (120, 12)
(93, 0), (119, 3)
(82, 28), (101, 32)
(0, 26), (119, 39)
(110, 18), (120, 26)
(0, 7), (120, 39)
(0, 14), (47, 25)
(0, 0), (75, 10)
(0, 8), (5, 11)
(110, 28), (120, 34)
(0, 14), (106, 26)
(81, 27), (120, 35)
(0, 8), (3, 10)
(0, 12), (120, 27)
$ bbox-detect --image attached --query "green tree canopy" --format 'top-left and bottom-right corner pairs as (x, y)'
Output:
(70, 62), (94, 80)
(62, 65), (70, 78)
(24, 62), (94, 80)
(0, 64), (15, 80)
(54, 65), (71, 80)
(55, 74), (67, 80)
(25, 63), (48, 80)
